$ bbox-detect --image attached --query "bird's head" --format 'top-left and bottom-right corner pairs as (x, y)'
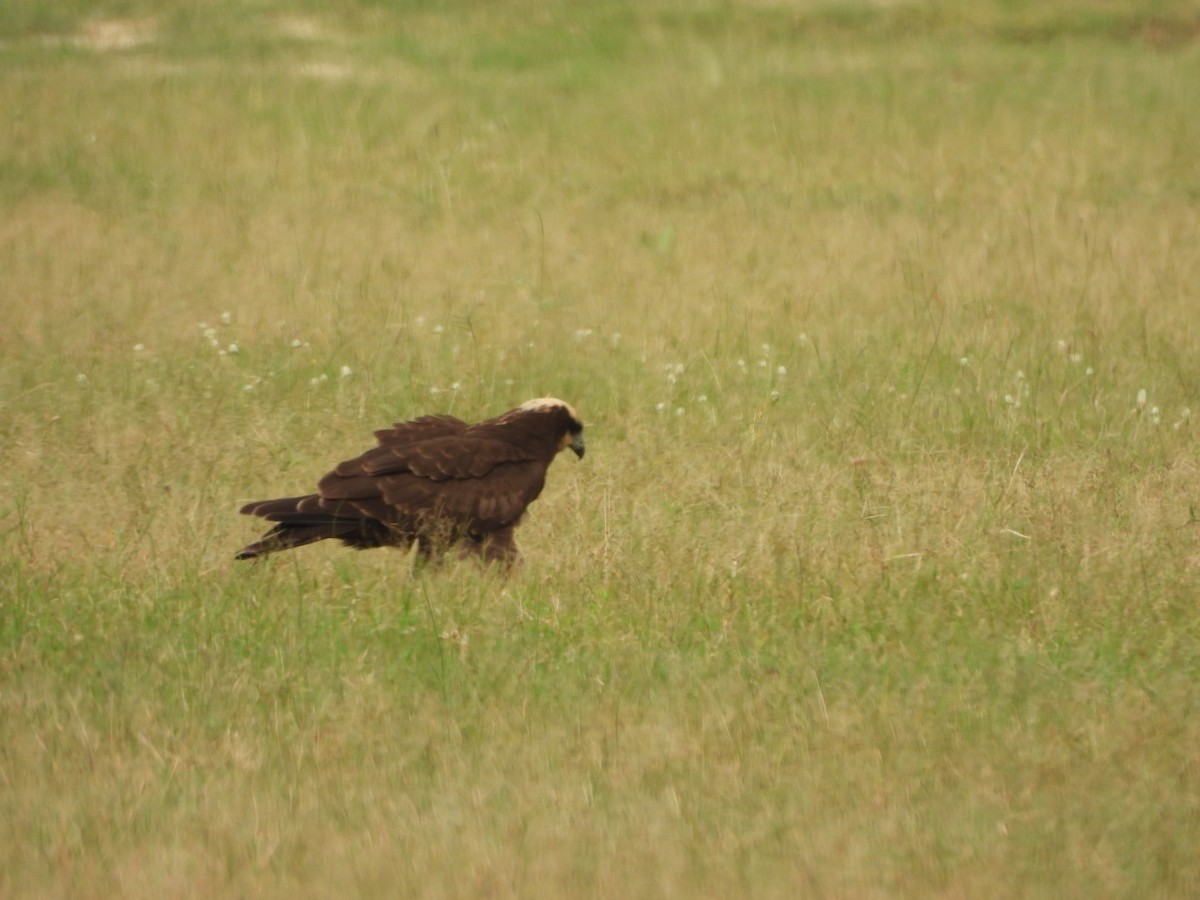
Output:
(519, 397), (585, 459)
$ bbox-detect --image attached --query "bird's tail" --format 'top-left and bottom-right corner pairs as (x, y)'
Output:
(235, 495), (378, 559)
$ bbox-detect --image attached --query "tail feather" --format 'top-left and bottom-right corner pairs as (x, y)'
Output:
(236, 494), (394, 559)
(240, 494), (329, 520)
(236, 520), (364, 559)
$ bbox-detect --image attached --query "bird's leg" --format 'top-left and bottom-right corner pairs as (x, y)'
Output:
(467, 527), (520, 565)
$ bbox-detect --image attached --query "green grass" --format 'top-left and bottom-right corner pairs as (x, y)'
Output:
(3, 1), (1200, 896)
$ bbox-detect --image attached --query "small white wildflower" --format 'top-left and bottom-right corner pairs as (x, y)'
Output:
(674, 363), (684, 375)
(737, 359), (746, 368)
(1069, 353), (1083, 364)
(655, 402), (665, 412)
(1181, 408), (1191, 420)
(769, 390), (781, 401)
(340, 366), (353, 379)
(1136, 388), (1147, 409)
(76, 373), (88, 385)
(220, 311), (232, 325)
(133, 343), (145, 353)
(433, 324), (444, 334)
(1150, 406), (1161, 424)
(291, 339), (303, 349)
(429, 386), (441, 394)
(761, 343), (771, 354)
(797, 333), (808, 344)
(776, 365), (787, 377)
(1004, 394), (1017, 407)
(449, 381), (461, 391)
(666, 373), (676, 385)
(697, 394), (708, 403)
(610, 332), (622, 346)
(198, 322), (209, 331)
(227, 343), (238, 354)
(1015, 370), (1025, 381)
(1056, 339), (1068, 354)
(574, 328), (593, 340)
(415, 315), (426, 325)
(1085, 367), (1094, 376)
(243, 383), (255, 392)
(757, 359), (767, 369)
(959, 356), (970, 367)
(675, 407), (685, 416)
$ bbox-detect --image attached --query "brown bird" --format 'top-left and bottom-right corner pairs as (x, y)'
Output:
(236, 397), (584, 564)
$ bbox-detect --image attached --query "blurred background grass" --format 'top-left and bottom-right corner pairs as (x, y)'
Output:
(2, 1), (1199, 896)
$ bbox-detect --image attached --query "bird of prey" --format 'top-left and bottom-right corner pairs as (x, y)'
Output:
(236, 397), (584, 564)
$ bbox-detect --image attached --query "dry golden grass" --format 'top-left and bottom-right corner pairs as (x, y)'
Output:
(3, 2), (1200, 897)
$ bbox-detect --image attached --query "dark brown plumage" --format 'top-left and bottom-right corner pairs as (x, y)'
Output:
(236, 397), (584, 564)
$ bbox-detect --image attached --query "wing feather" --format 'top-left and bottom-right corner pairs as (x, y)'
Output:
(317, 474), (381, 501)
(374, 459), (549, 530)
(372, 414), (468, 447)
(333, 436), (534, 481)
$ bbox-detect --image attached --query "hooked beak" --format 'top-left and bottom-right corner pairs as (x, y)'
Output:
(569, 432), (586, 459)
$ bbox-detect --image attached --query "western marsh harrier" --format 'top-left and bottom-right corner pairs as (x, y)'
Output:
(237, 397), (584, 563)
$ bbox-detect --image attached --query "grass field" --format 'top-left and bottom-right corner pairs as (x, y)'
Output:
(3, 1), (1200, 896)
